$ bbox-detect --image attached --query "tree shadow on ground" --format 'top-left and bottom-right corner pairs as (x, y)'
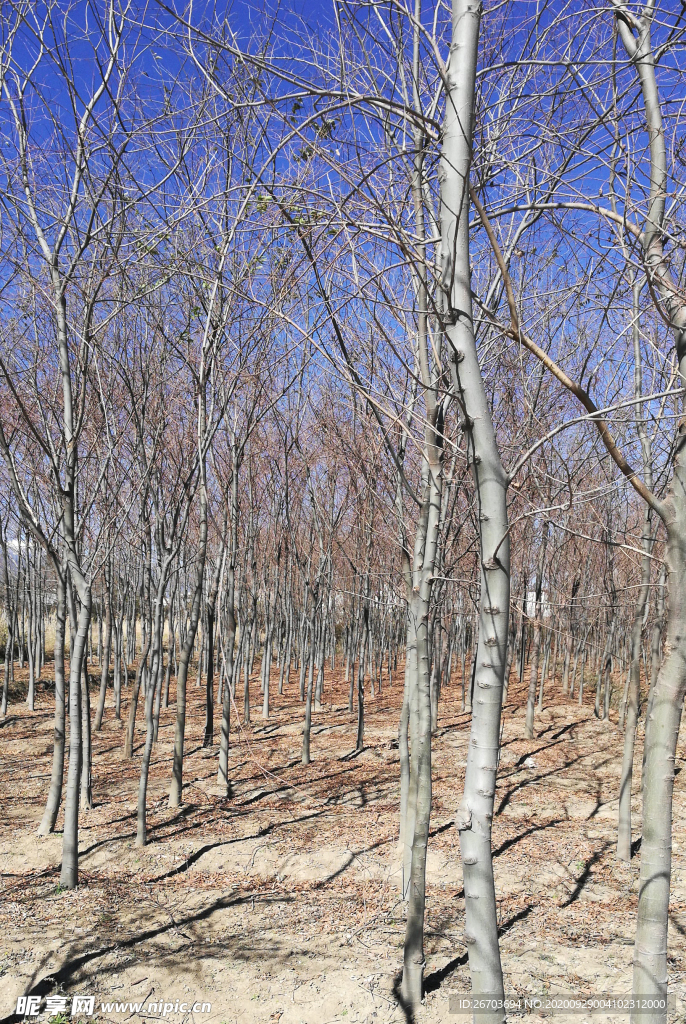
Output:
(505, 733), (575, 772)
(84, 804), (203, 850)
(493, 817), (565, 858)
(339, 747), (366, 761)
(250, 723), (282, 737)
(431, 713), (472, 740)
(313, 722), (349, 735)
(390, 901), (536, 1024)
(551, 721), (577, 740)
(669, 913), (686, 937)
(149, 807), (327, 882)
(585, 781), (604, 819)
(560, 843), (610, 907)
(422, 904), (534, 999)
(423, 950), (469, 996)
(314, 833), (395, 888)
(1, 889), (295, 1024)
(496, 753), (587, 815)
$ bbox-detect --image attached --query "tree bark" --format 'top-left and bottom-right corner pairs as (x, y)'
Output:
(218, 468), (239, 794)
(38, 566), (66, 835)
(439, 1), (510, 1015)
(137, 560), (170, 845)
(525, 523), (548, 738)
(94, 560), (112, 731)
(169, 462), (208, 807)
(80, 659), (93, 810)
(618, 509), (652, 860)
(60, 568), (91, 889)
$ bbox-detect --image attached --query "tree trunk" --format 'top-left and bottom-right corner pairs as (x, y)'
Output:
(80, 659), (93, 810)
(525, 523), (548, 738)
(1, 523), (15, 716)
(302, 590), (322, 766)
(244, 612), (252, 723)
(648, 564), (666, 710)
(124, 630), (150, 759)
(94, 563), (112, 731)
(437, 1), (510, 1014)
(60, 569), (91, 890)
(203, 603), (216, 747)
(26, 541), (35, 711)
(398, 615), (413, 899)
(356, 609), (368, 752)
(38, 567), (66, 835)
(137, 563), (169, 845)
(218, 472), (238, 794)
(631, 511), (686, 1017)
(401, 446), (443, 1005)
(169, 528), (207, 805)
(618, 510), (652, 860)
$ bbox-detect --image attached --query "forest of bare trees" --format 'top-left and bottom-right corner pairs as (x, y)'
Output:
(1, 1), (686, 1022)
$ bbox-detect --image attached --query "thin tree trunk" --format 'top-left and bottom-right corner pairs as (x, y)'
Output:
(60, 568), (91, 890)
(124, 630), (151, 759)
(218, 469), (239, 793)
(618, 512), (652, 859)
(356, 609), (368, 752)
(398, 617), (413, 898)
(38, 567), (66, 835)
(435, 2), (510, 1013)
(1, 522), (15, 717)
(169, 503), (207, 806)
(80, 659), (93, 810)
(525, 524), (548, 738)
(94, 561), (112, 731)
(302, 616), (316, 766)
(137, 561), (169, 845)
(647, 564), (666, 716)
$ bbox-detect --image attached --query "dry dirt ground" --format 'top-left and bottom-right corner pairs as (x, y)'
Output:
(1, 664), (685, 1024)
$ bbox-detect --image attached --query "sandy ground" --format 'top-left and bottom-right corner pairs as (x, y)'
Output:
(0, 663), (685, 1024)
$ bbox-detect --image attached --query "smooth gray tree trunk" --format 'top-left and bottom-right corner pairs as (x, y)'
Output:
(169, 468), (208, 807)
(618, 509), (652, 860)
(613, 8), (686, 1017)
(60, 570), (91, 890)
(80, 660), (93, 810)
(525, 524), (548, 738)
(38, 568), (66, 835)
(439, 1), (510, 1016)
(218, 469), (239, 794)
(94, 568), (112, 731)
